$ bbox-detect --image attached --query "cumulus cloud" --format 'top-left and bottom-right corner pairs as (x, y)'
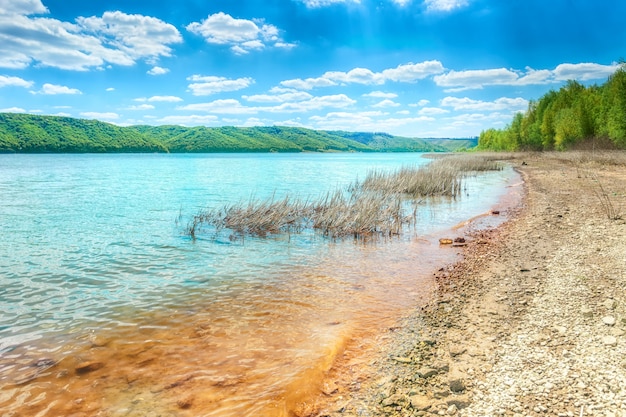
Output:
(440, 96), (528, 112)
(434, 68), (519, 91)
(37, 83), (82, 95)
(281, 60), (444, 90)
(424, 0), (469, 12)
(127, 104), (155, 110)
(187, 75), (255, 96)
(0, 7), (182, 71)
(434, 63), (620, 91)
(372, 99), (401, 108)
(0, 106), (27, 113)
(363, 91), (398, 99)
(0, 0), (48, 15)
(178, 94), (356, 114)
(418, 107), (449, 116)
(135, 95), (183, 103)
(244, 90), (314, 103)
(147, 66), (169, 75)
(186, 12), (295, 55)
(553, 62), (619, 81)
(0, 75), (33, 88)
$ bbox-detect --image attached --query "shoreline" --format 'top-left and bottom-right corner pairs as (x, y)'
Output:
(313, 152), (626, 417)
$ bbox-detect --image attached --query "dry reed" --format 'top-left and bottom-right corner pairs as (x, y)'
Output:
(186, 154), (504, 240)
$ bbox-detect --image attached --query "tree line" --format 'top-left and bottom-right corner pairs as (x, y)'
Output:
(478, 64), (626, 151)
(0, 113), (473, 153)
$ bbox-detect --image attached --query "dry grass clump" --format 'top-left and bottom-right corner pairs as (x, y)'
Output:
(186, 154), (504, 241)
(359, 154), (502, 198)
(187, 196), (311, 239)
(310, 190), (409, 239)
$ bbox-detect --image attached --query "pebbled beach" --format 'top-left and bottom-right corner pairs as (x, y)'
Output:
(314, 152), (626, 417)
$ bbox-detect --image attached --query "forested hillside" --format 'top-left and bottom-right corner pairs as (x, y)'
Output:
(478, 64), (626, 151)
(0, 113), (464, 153)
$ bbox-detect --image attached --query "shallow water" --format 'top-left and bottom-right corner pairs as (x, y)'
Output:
(0, 153), (518, 415)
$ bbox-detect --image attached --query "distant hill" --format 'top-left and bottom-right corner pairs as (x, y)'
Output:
(0, 113), (475, 153)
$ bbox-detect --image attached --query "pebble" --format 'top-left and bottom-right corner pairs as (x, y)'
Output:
(603, 316), (617, 326)
(75, 361), (104, 374)
(602, 336), (618, 347)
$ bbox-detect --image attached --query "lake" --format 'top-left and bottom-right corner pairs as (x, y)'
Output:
(0, 153), (519, 416)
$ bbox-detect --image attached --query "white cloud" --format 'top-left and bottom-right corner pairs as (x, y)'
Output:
(381, 61), (446, 82)
(186, 12), (293, 55)
(147, 66), (169, 75)
(187, 75), (254, 96)
(127, 104), (155, 110)
(80, 111), (119, 120)
(135, 95), (183, 103)
(424, 0), (469, 12)
(440, 96), (528, 112)
(396, 110), (410, 115)
(434, 68), (519, 91)
(0, 106), (26, 113)
(0, 8), (182, 71)
(244, 91), (313, 103)
(418, 107), (449, 116)
(363, 91), (398, 99)
(37, 83), (82, 95)
(76, 11), (182, 62)
(178, 94), (356, 114)
(0, 0), (48, 15)
(0, 75), (33, 88)
(434, 63), (620, 91)
(372, 99), (401, 108)
(391, 0), (412, 5)
(280, 60), (444, 90)
(553, 62), (619, 81)
(106, 87), (115, 91)
(178, 99), (258, 114)
(409, 99), (430, 107)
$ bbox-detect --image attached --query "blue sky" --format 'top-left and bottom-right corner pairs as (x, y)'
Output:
(0, 0), (624, 137)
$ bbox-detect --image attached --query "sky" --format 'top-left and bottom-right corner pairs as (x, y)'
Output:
(0, 0), (624, 138)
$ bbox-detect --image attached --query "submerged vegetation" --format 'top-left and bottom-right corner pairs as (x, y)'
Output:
(478, 64), (626, 151)
(186, 154), (503, 240)
(0, 113), (475, 153)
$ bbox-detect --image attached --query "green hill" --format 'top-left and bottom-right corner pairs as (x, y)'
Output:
(0, 113), (472, 153)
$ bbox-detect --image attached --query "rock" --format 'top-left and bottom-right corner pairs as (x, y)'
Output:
(416, 367), (438, 378)
(610, 328), (625, 337)
(382, 394), (408, 407)
(439, 238), (453, 245)
(391, 356), (412, 364)
(176, 396), (193, 409)
(446, 394), (470, 409)
(602, 316), (616, 326)
(581, 307), (593, 317)
(449, 378), (466, 393)
(322, 381), (338, 396)
(75, 361), (104, 374)
(603, 299), (617, 310)
(410, 395), (432, 411)
(449, 346), (467, 357)
(447, 404), (458, 415)
(602, 336), (618, 346)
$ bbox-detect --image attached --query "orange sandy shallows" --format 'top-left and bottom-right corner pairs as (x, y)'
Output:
(1, 236), (458, 417)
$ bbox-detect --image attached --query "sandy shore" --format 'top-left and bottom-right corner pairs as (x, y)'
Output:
(314, 152), (626, 417)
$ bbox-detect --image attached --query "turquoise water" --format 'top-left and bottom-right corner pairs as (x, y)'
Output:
(0, 153), (517, 415)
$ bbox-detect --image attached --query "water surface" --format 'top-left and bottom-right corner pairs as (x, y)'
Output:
(0, 153), (517, 415)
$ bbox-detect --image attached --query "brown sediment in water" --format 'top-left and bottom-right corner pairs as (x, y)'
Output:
(0, 170), (524, 417)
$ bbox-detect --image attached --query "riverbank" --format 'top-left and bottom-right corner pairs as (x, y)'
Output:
(314, 152), (626, 417)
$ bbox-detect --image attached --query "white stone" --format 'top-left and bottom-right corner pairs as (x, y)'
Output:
(602, 336), (618, 347)
(603, 316), (616, 326)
